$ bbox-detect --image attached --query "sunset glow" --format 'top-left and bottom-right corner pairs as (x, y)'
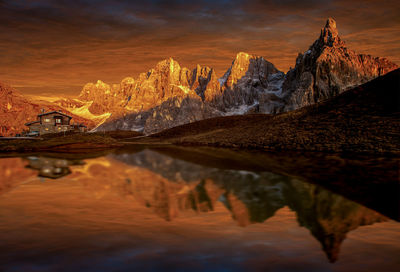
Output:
(1, 0), (399, 95)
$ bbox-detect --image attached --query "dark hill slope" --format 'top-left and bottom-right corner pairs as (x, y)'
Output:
(136, 68), (400, 154)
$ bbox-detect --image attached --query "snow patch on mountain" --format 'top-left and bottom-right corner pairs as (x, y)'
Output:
(224, 101), (258, 116)
(171, 84), (191, 94)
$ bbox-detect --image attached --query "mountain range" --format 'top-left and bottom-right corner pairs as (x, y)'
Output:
(0, 18), (398, 136)
(137, 68), (400, 154)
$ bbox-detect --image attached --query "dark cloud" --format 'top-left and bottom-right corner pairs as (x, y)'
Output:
(0, 0), (399, 95)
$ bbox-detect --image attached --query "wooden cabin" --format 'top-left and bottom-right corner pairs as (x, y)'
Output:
(25, 110), (86, 136)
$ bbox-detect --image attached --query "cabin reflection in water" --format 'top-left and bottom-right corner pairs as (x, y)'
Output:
(24, 156), (84, 179)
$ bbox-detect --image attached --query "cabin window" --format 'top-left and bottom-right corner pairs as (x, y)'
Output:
(55, 119), (62, 124)
(44, 118), (51, 122)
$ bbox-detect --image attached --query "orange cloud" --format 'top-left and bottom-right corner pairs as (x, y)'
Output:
(0, 0), (398, 95)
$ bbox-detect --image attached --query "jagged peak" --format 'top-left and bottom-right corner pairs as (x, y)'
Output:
(154, 57), (181, 73)
(234, 52), (262, 62)
(325, 18), (337, 30)
(79, 80), (110, 98)
(229, 52), (279, 73)
(236, 51), (251, 59)
(193, 64), (214, 74)
(95, 80), (110, 89)
(82, 82), (94, 88)
(231, 52), (253, 69)
(235, 52), (267, 61)
(157, 57), (178, 65)
(317, 17), (343, 48)
(120, 77), (135, 91)
(121, 77), (135, 85)
(230, 52), (273, 70)
(324, 17), (339, 39)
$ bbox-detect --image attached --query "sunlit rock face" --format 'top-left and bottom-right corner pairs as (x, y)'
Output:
(192, 64), (221, 101)
(216, 52), (284, 112)
(126, 58), (199, 112)
(221, 52), (280, 90)
(0, 82), (35, 136)
(281, 18), (398, 111)
(82, 58), (223, 132)
(79, 80), (125, 115)
(80, 58), (219, 115)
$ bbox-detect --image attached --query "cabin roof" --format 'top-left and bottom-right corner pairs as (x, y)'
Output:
(25, 121), (40, 126)
(38, 111), (72, 119)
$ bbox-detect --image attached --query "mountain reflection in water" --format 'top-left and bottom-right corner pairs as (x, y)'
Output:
(0, 148), (398, 272)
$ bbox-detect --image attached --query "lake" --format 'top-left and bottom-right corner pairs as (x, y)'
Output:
(0, 146), (399, 272)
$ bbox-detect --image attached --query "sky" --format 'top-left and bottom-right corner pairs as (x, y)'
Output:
(0, 0), (399, 96)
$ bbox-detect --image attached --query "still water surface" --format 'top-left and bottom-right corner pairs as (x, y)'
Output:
(0, 146), (399, 272)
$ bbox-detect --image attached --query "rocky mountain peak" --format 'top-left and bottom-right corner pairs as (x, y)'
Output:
(192, 64), (212, 79)
(95, 79), (108, 87)
(233, 52), (254, 67)
(154, 57), (181, 74)
(325, 18), (337, 33)
(220, 52), (280, 90)
(221, 52), (256, 87)
(235, 51), (251, 61)
(191, 64), (220, 100)
(317, 17), (343, 48)
(121, 77), (135, 87)
(79, 80), (111, 101)
(281, 18), (398, 112)
(120, 77), (135, 96)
